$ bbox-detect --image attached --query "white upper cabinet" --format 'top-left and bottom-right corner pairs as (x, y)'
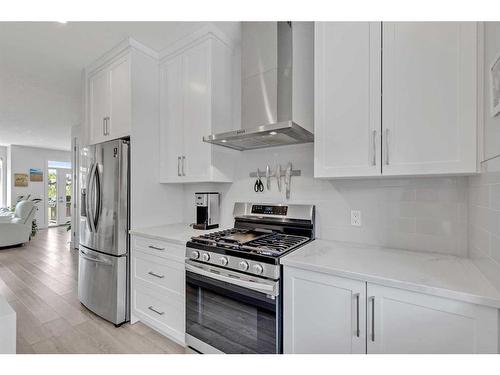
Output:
(284, 267), (366, 354)
(314, 22), (479, 178)
(367, 284), (498, 354)
(159, 55), (185, 180)
(87, 53), (131, 144)
(108, 54), (131, 140)
(314, 22), (382, 178)
(89, 68), (109, 145)
(84, 39), (156, 146)
(382, 22), (478, 176)
(159, 28), (235, 183)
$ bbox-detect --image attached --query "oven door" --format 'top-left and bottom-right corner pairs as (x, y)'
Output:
(185, 260), (280, 354)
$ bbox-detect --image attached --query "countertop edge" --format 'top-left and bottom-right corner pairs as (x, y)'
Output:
(129, 229), (187, 246)
(281, 258), (500, 310)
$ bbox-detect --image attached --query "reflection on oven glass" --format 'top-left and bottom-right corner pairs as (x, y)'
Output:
(186, 282), (276, 354)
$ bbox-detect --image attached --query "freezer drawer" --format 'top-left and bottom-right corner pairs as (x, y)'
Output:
(78, 246), (128, 325)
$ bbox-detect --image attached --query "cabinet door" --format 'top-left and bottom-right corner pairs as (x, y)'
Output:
(382, 22), (477, 175)
(89, 68), (109, 144)
(182, 40), (212, 180)
(314, 22), (382, 178)
(109, 54), (131, 139)
(284, 267), (366, 354)
(366, 284), (498, 354)
(159, 55), (185, 181)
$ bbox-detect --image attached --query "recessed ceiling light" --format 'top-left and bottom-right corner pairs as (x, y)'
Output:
(56, 21), (68, 24)
(221, 140), (227, 143)
(269, 131), (277, 135)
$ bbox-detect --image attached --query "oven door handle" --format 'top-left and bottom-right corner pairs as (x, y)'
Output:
(185, 263), (278, 296)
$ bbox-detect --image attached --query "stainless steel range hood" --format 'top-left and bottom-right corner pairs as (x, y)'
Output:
(203, 22), (314, 151)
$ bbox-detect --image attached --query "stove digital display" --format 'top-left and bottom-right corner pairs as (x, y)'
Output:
(251, 205), (288, 216)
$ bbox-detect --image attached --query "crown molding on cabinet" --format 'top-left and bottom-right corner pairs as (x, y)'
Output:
(159, 24), (236, 61)
(85, 37), (159, 75)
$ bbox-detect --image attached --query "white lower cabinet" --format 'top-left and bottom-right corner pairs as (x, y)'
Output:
(284, 266), (499, 354)
(366, 284), (498, 354)
(130, 235), (185, 346)
(284, 267), (366, 353)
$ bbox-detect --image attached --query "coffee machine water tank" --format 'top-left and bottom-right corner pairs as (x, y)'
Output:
(193, 192), (220, 230)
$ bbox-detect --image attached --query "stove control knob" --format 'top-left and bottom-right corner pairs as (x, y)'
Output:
(252, 264), (264, 275)
(201, 253), (210, 262)
(190, 250), (200, 260)
(219, 257), (228, 266)
(238, 261), (249, 271)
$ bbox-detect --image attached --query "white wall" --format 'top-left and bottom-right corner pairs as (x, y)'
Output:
(183, 144), (469, 256)
(0, 145), (6, 207)
(468, 22), (500, 289)
(8, 145), (71, 229)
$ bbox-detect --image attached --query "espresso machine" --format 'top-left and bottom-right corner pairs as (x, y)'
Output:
(193, 192), (220, 230)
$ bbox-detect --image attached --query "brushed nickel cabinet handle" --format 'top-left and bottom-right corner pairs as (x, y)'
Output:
(103, 118), (106, 136)
(105, 117), (110, 135)
(148, 306), (164, 315)
(148, 271), (165, 279)
(182, 156), (186, 176)
(384, 129), (390, 165)
(370, 296), (375, 342)
(372, 130), (377, 166)
(354, 293), (360, 337)
(177, 156), (181, 176)
(148, 245), (165, 251)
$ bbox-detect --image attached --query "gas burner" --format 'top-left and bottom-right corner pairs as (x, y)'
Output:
(186, 202), (315, 279)
(191, 228), (309, 257)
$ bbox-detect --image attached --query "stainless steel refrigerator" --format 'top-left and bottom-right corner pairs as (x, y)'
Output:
(78, 138), (129, 325)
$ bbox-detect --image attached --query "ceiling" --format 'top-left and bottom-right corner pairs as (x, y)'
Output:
(0, 21), (241, 151)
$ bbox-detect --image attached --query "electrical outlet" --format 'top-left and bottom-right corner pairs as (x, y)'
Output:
(351, 210), (361, 226)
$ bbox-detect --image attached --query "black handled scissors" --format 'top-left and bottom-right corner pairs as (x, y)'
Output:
(254, 169), (264, 192)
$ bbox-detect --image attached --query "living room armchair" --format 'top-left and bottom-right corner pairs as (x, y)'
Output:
(0, 200), (36, 248)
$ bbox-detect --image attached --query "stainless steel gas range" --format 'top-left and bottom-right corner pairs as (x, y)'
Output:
(185, 202), (315, 354)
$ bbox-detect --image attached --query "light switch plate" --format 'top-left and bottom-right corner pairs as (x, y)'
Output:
(351, 210), (361, 226)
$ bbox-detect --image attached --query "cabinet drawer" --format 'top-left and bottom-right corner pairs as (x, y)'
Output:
(132, 286), (184, 343)
(132, 252), (184, 295)
(132, 235), (185, 261)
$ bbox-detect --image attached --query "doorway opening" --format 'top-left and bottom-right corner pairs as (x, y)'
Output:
(47, 161), (72, 227)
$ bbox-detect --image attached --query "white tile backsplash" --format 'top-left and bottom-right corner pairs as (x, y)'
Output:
(468, 158), (500, 290)
(183, 143), (469, 256)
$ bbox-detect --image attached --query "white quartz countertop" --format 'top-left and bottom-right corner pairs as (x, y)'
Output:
(281, 240), (500, 309)
(129, 223), (224, 246)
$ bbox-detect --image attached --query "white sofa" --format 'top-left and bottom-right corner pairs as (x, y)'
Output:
(0, 200), (36, 248)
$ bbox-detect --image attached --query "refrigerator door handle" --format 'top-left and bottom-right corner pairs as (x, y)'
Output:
(93, 164), (102, 231)
(86, 162), (96, 232)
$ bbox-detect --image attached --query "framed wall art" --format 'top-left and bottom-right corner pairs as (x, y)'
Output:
(30, 168), (43, 182)
(14, 173), (29, 187)
(490, 51), (500, 117)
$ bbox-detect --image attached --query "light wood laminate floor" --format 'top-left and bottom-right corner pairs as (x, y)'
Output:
(0, 227), (185, 354)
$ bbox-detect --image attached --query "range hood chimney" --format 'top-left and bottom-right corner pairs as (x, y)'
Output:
(203, 22), (314, 151)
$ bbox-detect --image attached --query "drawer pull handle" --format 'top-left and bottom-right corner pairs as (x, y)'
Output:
(148, 306), (165, 315)
(148, 271), (165, 279)
(148, 245), (165, 251)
